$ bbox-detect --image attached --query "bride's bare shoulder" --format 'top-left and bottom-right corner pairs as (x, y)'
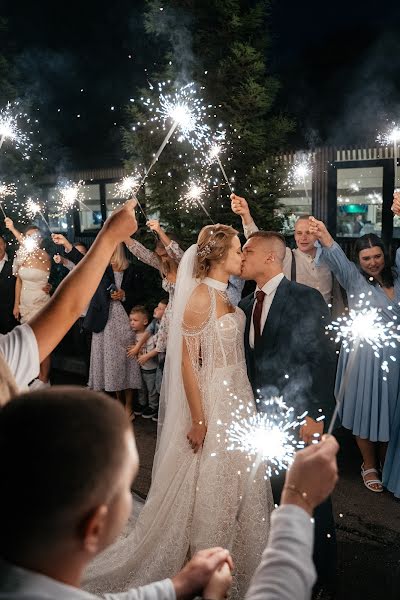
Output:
(183, 283), (212, 329)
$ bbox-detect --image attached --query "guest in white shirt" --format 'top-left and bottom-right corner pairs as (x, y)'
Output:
(231, 195), (345, 316)
(0, 384), (339, 600)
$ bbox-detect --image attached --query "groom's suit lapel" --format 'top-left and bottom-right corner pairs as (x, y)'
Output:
(255, 277), (291, 355)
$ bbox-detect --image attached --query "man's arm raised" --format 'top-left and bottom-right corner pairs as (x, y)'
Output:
(29, 200), (138, 362)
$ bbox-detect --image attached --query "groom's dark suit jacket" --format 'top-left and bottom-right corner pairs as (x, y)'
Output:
(240, 276), (338, 588)
(0, 258), (18, 334)
(239, 276), (336, 424)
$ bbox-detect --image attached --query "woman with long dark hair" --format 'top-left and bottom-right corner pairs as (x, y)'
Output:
(309, 217), (400, 494)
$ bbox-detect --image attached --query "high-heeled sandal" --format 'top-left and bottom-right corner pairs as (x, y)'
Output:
(361, 463), (383, 493)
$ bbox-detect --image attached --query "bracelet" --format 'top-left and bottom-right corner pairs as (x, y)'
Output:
(194, 420), (205, 426)
(282, 484), (313, 511)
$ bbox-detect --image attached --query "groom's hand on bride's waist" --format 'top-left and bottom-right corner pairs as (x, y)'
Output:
(171, 547), (233, 600)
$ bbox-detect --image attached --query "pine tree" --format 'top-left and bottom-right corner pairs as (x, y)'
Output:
(122, 0), (294, 242)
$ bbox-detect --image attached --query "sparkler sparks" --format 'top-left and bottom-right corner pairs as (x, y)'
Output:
(208, 140), (234, 193)
(114, 175), (141, 199)
(377, 123), (400, 189)
(0, 102), (33, 158)
(0, 182), (16, 218)
(157, 83), (211, 150)
(26, 198), (42, 219)
(326, 307), (398, 358)
(180, 179), (206, 209)
(59, 180), (85, 211)
(289, 155), (312, 200)
(0, 182), (16, 199)
(377, 124), (400, 146)
(178, 179), (214, 223)
(226, 396), (305, 478)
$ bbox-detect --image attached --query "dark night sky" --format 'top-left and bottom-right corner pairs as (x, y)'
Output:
(2, 0), (400, 169)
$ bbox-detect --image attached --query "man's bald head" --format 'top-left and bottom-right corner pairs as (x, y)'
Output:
(247, 231), (286, 262)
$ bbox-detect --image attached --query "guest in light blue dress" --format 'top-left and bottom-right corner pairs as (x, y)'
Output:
(313, 222), (400, 494)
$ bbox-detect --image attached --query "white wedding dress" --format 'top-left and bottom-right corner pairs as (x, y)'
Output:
(84, 246), (273, 599)
(17, 266), (50, 323)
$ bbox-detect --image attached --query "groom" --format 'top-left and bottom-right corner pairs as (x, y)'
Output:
(239, 230), (337, 594)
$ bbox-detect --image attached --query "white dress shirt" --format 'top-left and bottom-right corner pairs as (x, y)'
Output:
(0, 323), (40, 388)
(249, 273), (285, 349)
(0, 504), (315, 600)
(0, 253), (8, 274)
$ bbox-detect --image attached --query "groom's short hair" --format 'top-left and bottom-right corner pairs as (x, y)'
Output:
(0, 387), (130, 560)
(248, 231), (286, 261)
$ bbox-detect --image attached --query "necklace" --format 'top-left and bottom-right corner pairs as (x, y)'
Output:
(204, 277), (232, 306)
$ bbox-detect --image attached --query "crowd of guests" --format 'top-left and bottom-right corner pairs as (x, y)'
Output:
(1, 192), (400, 599)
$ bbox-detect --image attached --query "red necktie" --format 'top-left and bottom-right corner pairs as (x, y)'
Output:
(253, 290), (266, 345)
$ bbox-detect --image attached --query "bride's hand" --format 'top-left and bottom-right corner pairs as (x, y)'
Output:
(187, 422), (207, 453)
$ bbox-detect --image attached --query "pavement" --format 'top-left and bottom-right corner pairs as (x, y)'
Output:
(51, 369), (400, 600)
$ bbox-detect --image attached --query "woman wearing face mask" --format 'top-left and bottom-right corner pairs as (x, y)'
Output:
(309, 215), (400, 494)
(6, 219), (51, 387)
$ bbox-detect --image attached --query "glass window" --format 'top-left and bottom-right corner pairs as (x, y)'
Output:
(78, 184), (102, 231)
(336, 167), (383, 238)
(277, 170), (312, 235)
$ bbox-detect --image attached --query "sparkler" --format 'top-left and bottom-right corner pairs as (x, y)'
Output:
(18, 232), (41, 264)
(132, 83), (211, 222)
(208, 143), (234, 194)
(26, 197), (51, 232)
(57, 180), (93, 214)
(226, 396), (306, 479)
(114, 175), (141, 199)
(377, 124), (400, 190)
(224, 395), (306, 547)
(179, 179), (214, 223)
(0, 182), (16, 218)
(0, 102), (33, 158)
(290, 156), (312, 200)
(326, 305), (398, 434)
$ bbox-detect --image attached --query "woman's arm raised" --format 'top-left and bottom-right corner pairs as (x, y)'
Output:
(29, 200), (138, 362)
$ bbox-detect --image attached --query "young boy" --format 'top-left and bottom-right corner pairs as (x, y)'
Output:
(128, 305), (160, 420)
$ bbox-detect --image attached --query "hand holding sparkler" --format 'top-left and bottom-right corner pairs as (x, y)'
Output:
(392, 191), (400, 216)
(308, 216), (334, 247)
(51, 233), (73, 253)
(230, 194), (253, 226)
(4, 217), (23, 242)
(146, 219), (162, 235)
(102, 198), (138, 244)
(281, 435), (339, 516)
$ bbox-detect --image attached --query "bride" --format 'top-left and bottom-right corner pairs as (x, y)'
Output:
(85, 224), (273, 599)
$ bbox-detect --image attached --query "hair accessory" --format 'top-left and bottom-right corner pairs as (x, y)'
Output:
(197, 239), (217, 258)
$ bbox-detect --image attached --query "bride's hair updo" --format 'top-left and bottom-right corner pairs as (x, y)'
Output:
(194, 223), (238, 279)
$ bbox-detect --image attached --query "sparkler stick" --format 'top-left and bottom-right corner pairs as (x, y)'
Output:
(209, 144), (234, 194)
(134, 120), (179, 223)
(326, 345), (357, 435)
(0, 201), (6, 219)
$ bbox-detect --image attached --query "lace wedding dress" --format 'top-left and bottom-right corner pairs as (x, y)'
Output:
(84, 246), (273, 599)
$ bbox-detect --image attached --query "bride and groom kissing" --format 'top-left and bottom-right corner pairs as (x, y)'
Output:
(85, 223), (337, 598)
